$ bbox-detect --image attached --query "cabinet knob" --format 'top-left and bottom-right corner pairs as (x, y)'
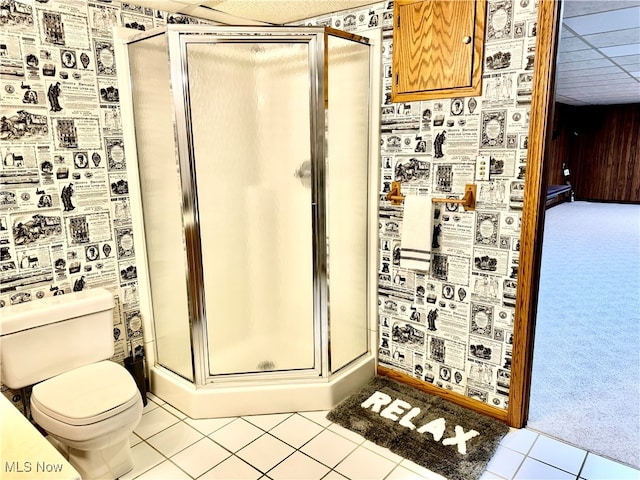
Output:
(463, 36), (472, 44)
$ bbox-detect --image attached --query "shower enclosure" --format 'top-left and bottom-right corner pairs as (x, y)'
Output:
(116, 25), (377, 417)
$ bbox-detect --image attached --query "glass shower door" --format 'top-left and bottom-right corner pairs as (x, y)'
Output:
(183, 39), (318, 377)
(326, 33), (371, 373)
(128, 32), (194, 381)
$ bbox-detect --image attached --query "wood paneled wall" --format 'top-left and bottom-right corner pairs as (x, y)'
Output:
(546, 103), (572, 186)
(547, 103), (640, 203)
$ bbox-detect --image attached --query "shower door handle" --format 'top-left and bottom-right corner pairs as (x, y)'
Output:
(294, 160), (312, 189)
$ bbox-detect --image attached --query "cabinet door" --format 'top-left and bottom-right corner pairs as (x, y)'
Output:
(392, 0), (486, 102)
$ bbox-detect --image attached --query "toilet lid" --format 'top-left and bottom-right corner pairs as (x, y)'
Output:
(32, 360), (140, 426)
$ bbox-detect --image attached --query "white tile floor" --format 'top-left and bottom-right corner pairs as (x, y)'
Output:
(122, 393), (640, 480)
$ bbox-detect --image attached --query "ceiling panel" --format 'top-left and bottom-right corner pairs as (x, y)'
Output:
(561, 0), (640, 16)
(583, 28), (640, 48)
(615, 54), (640, 65)
(557, 0), (640, 105)
(556, 58), (617, 71)
(557, 66), (624, 79)
(558, 74), (633, 86)
(200, 0), (377, 24)
(557, 35), (592, 51)
(562, 6), (640, 35)
(556, 49), (605, 63)
(599, 43), (640, 57)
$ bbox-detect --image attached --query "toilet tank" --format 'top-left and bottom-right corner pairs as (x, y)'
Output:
(0, 288), (115, 389)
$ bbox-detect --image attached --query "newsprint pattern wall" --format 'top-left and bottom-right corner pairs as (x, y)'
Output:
(296, 0), (539, 411)
(0, 0), (206, 413)
(0, 0), (539, 415)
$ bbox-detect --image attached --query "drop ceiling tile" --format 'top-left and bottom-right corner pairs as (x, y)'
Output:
(594, 94), (640, 100)
(178, 5), (231, 23)
(584, 94), (640, 103)
(599, 89), (640, 96)
(600, 43), (640, 57)
(554, 90), (580, 98)
(622, 64), (640, 74)
(571, 94), (623, 101)
(556, 65), (622, 79)
(562, 0), (640, 18)
(202, 0), (377, 25)
(583, 27), (640, 48)
(555, 85), (622, 98)
(556, 58), (616, 71)
(563, 6), (640, 35)
(557, 48), (605, 63)
(576, 78), (639, 87)
(614, 54), (640, 66)
(577, 72), (633, 82)
(555, 96), (589, 106)
(571, 86), (640, 96)
(590, 99), (633, 104)
(611, 86), (640, 94)
(557, 35), (593, 52)
(572, 91), (631, 98)
(558, 82), (637, 95)
(558, 73), (634, 86)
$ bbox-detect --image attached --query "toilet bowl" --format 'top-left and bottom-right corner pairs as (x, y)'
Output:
(0, 288), (144, 480)
(31, 361), (143, 479)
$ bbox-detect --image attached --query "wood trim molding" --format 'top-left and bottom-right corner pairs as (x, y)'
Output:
(508, 0), (562, 428)
(378, 366), (509, 423)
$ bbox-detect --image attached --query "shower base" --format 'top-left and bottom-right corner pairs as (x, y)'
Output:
(149, 354), (375, 419)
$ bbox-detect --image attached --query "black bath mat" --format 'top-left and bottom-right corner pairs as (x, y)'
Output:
(327, 376), (509, 480)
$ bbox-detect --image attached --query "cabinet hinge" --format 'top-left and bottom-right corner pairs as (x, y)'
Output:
(396, 15), (400, 29)
(395, 73), (399, 85)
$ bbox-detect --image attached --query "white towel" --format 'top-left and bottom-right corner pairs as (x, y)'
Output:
(400, 195), (433, 271)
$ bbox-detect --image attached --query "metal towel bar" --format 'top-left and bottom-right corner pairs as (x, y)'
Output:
(385, 181), (477, 211)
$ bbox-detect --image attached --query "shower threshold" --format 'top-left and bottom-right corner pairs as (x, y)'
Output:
(148, 354), (376, 419)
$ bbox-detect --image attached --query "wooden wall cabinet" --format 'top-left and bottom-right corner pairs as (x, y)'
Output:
(391, 0), (486, 102)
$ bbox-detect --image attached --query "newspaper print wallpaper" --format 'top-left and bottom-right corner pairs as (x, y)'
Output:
(295, 0), (538, 411)
(0, 0), (538, 414)
(0, 0), (207, 411)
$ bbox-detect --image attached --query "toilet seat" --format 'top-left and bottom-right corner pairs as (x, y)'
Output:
(31, 360), (142, 444)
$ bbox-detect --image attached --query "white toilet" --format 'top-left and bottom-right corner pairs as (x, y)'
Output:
(0, 288), (143, 480)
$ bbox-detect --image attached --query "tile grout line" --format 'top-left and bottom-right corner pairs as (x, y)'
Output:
(134, 403), (242, 479)
(487, 430), (537, 480)
(208, 413), (324, 478)
(229, 412), (402, 480)
(139, 405), (638, 480)
(129, 439), (173, 479)
(299, 416), (423, 480)
(127, 405), (185, 478)
(147, 403), (326, 477)
(163, 456), (198, 480)
(255, 414), (350, 478)
(522, 433), (590, 479)
(574, 451), (589, 480)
